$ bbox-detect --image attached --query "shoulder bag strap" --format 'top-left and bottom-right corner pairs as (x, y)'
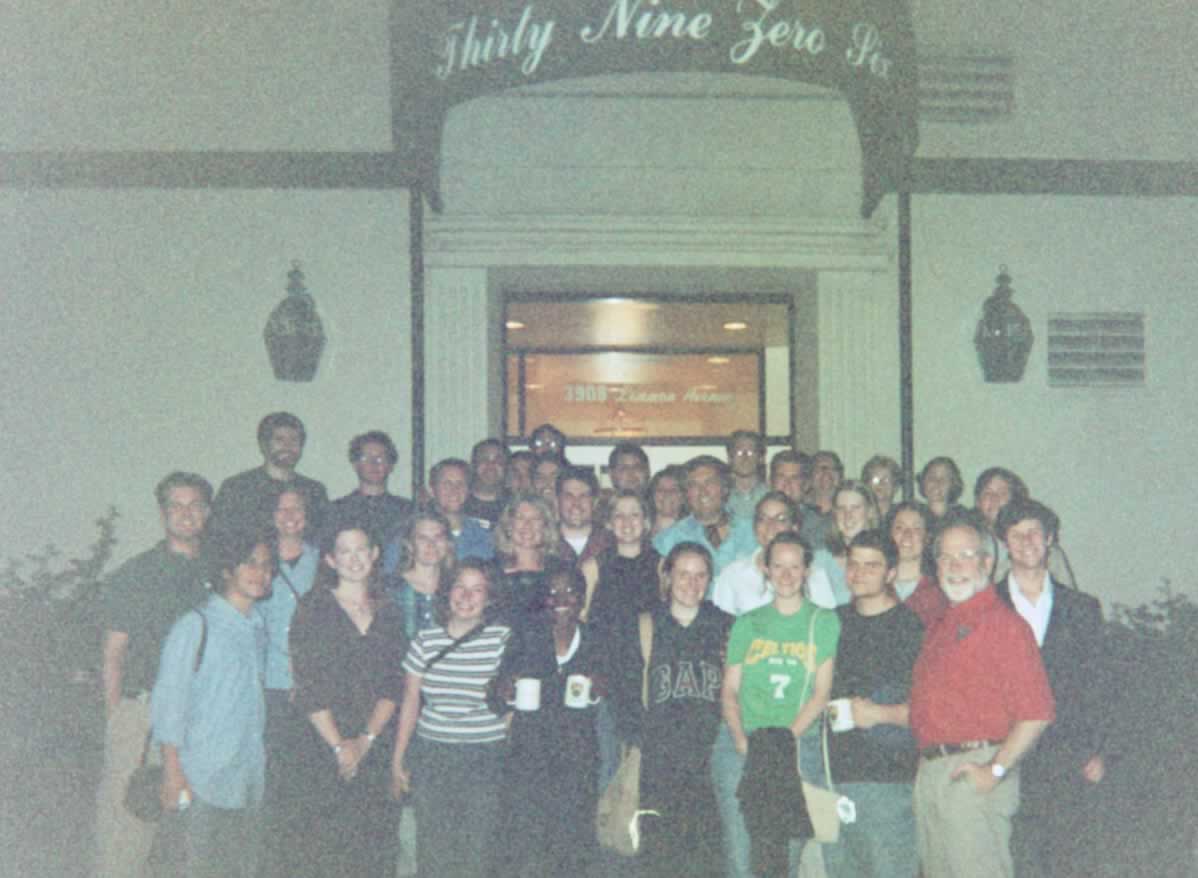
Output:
(425, 623), (484, 671)
(637, 612), (653, 709)
(275, 563), (302, 601)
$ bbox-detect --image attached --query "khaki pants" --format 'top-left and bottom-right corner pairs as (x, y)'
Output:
(94, 697), (156, 878)
(914, 745), (1020, 878)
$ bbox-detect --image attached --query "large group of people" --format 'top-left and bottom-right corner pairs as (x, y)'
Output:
(94, 413), (1106, 878)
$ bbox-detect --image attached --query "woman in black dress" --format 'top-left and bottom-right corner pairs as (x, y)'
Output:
(288, 521), (407, 878)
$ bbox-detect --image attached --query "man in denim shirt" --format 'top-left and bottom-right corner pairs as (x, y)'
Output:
(148, 529), (272, 878)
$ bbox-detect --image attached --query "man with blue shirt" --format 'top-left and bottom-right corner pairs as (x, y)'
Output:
(148, 528), (272, 878)
(429, 458), (495, 560)
(653, 456), (757, 578)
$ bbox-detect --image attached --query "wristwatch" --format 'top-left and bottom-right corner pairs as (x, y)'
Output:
(990, 761), (1007, 780)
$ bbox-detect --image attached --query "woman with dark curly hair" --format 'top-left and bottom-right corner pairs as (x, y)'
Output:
(391, 558), (511, 878)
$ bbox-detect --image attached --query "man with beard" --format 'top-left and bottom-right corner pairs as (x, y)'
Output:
(464, 438), (509, 524)
(909, 509), (1055, 878)
(212, 412), (328, 537)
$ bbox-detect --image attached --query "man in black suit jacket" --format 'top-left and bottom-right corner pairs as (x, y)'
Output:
(996, 499), (1106, 878)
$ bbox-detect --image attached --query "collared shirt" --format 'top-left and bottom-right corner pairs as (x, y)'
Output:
(726, 481), (768, 522)
(151, 594), (267, 809)
(710, 548), (774, 616)
(453, 516), (496, 561)
(1009, 571), (1054, 647)
(652, 513), (759, 578)
(910, 586), (1055, 750)
(255, 543), (320, 690)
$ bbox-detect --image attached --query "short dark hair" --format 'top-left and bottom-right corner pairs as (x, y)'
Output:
(848, 528), (899, 570)
(932, 508), (996, 561)
(812, 450), (844, 477)
(768, 449), (807, 482)
(204, 527), (275, 592)
(763, 531), (813, 568)
(685, 455), (733, 497)
(529, 423), (566, 454)
(257, 412), (306, 448)
(995, 498), (1060, 544)
(348, 430), (398, 466)
(918, 456), (965, 504)
(726, 429), (766, 457)
(974, 467), (1030, 507)
(608, 442), (650, 472)
(155, 471), (214, 508)
(471, 438), (509, 467)
(429, 457), (470, 487)
(609, 488), (652, 521)
(557, 465), (599, 497)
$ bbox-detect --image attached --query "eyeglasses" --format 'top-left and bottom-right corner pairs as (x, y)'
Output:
(936, 549), (984, 565)
(732, 448), (759, 458)
(755, 513), (793, 525)
(357, 455), (391, 466)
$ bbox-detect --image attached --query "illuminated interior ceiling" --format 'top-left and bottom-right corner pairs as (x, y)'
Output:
(505, 298), (789, 350)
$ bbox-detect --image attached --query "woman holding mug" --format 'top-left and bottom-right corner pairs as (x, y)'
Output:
(492, 566), (607, 877)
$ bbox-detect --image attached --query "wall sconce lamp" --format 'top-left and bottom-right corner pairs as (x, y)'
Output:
(264, 261), (326, 382)
(974, 265), (1033, 383)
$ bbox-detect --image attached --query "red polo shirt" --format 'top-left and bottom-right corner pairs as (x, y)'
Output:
(910, 586), (1055, 750)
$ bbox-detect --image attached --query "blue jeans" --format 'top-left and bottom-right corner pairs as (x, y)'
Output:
(711, 724), (823, 878)
(822, 782), (918, 878)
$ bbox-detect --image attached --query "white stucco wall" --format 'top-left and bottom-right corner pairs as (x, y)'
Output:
(0, 188), (412, 562)
(2, 1), (1196, 610)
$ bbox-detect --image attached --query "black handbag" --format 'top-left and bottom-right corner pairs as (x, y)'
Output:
(123, 742), (164, 822)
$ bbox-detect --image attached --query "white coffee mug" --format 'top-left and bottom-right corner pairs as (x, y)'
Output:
(512, 677), (541, 712)
(828, 698), (855, 733)
(563, 674), (601, 709)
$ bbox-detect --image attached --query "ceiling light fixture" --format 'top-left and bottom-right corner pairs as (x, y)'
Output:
(723, 321), (748, 331)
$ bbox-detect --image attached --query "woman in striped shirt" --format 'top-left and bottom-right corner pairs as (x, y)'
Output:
(391, 557), (511, 878)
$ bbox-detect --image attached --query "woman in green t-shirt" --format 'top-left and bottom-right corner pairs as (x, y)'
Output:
(714, 531), (840, 878)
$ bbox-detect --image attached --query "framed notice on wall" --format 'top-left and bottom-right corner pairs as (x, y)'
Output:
(506, 349), (763, 443)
